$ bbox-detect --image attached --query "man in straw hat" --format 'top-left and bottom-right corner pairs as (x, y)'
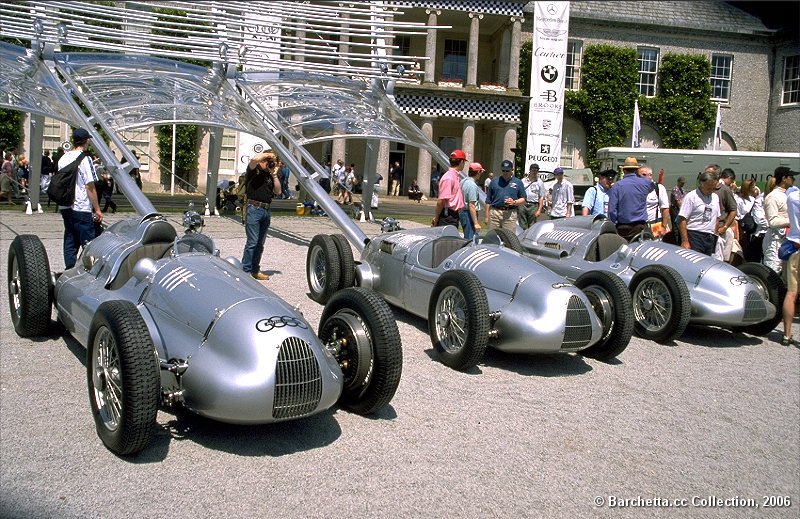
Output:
(608, 156), (655, 241)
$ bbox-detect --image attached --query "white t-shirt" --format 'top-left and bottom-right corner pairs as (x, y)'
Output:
(58, 150), (98, 213)
(679, 189), (720, 234)
(646, 183), (670, 222)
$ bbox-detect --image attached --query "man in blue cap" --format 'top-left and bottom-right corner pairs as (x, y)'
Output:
(58, 127), (102, 269)
(485, 159), (526, 231)
(550, 167), (574, 219)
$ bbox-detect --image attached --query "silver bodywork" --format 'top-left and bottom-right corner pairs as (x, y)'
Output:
(518, 215), (776, 327)
(356, 225), (603, 354)
(55, 215), (342, 424)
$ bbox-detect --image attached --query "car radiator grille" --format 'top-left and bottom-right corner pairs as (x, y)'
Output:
(562, 295), (594, 350)
(741, 291), (769, 323)
(272, 337), (323, 419)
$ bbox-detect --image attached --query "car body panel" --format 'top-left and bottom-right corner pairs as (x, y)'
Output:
(518, 215), (776, 326)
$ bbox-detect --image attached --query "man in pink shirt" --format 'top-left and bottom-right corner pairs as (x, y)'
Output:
(432, 149), (466, 228)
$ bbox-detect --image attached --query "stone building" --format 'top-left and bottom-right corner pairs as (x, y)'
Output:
(21, 1), (798, 196)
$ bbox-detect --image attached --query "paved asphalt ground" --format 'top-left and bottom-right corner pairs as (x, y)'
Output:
(0, 205), (798, 519)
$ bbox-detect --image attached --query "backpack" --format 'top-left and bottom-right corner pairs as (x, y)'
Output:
(740, 205), (757, 234)
(47, 151), (88, 206)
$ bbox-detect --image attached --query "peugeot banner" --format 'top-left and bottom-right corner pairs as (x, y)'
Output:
(525, 1), (570, 175)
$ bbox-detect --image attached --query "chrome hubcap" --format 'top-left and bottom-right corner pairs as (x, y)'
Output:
(633, 278), (671, 332)
(435, 286), (468, 354)
(92, 327), (122, 432)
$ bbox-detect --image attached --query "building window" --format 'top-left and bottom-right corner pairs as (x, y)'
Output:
(710, 54), (732, 102)
(442, 39), (467, 82)
(783, 55), (800, 105)
(119, 128), (151, 171)
(560, 142), (574, 169)
(637, 47), (659, 97)
(43, 117), (63, 154)
(565, 41), (582, 90)
(219, 129), (237, 172)
(395, 35), (410, 56)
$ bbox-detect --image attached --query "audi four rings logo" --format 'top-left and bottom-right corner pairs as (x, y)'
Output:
(730, 276), (750, 286)
(255, 316), (308, 332)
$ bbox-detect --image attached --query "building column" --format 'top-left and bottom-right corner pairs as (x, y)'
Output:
(499, 28), (511, 86)
(467, 13), (482, 87)
(462, 120), (476, 167)
(424, 10), (440, 85)
(503, 124), (517, 165)
(508, 16), (523, 91)
(417, 118), (434, 195)
(338, 12), (349, 67)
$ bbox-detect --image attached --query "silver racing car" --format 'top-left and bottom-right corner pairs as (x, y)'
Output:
(306, 225), (634, 371)
(515, 215), (782, 342)
(8, 211), (402, 455)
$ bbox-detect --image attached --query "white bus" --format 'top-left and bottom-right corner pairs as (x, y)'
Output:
(596, 147), (800, 189)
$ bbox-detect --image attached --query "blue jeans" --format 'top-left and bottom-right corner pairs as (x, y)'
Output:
(460, 208), (477, 240)
(242, 204), (271, 273)
(61, 208), (95, 269)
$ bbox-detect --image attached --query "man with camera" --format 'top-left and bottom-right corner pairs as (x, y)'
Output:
(242, 151), (282, 280)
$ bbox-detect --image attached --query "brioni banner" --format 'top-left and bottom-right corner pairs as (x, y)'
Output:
(525, 1), (570, 174)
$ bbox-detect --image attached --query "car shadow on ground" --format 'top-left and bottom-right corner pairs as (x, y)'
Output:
(128, 407), (348, 461)
(679, 324), (769, 348)
(390, 307), (594, 377)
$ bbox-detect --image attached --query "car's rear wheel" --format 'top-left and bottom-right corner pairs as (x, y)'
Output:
(331, 234), (355, 289)
(487, 228), (524, 253)
(574, 270), (633, 360)
(629, 265), (691, 342)
(428, 270), (490, 370)
(733, 262), (785, 336)
(8, 235), (52, 337)
(319, 287), (402, 415)
(306, 234), (341, 304)
(87, 301), (159, 456)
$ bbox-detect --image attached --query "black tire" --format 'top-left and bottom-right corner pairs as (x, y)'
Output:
(428, 270), (490, 370)
(733, 262), (786, 336)
(319, 287), (402, 415)
(629, 265), (691, 342)
(87, 301), (160, 456)
(574, 270), (634, 360)
(490, 228), (524, 253)
(331, 234), (355, 289)
(8, 235), (52, 337)
(306, 234), (341, 304)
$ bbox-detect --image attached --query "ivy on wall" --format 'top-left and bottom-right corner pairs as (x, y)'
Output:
(518, 41), (717, 172)
(639, 54), (716, 149)
(157, 125), (200, 192)
(0, 109), (24, 152)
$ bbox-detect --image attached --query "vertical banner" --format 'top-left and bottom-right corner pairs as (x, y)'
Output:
(525, 1), (570, 175)
(239, 12), (281, 171)
(713, 103), (722, 150)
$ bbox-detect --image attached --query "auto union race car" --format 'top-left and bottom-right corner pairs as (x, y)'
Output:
(8, 211), (402, 456)
(515, 215), (782, 342)
(306, 225), (634, 371)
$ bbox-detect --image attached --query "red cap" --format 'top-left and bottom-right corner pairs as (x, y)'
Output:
(449, 149), (466, 161)
(469, 162), (484, 173)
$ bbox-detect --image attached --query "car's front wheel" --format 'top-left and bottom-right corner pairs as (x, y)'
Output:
(733, 262), (785, 336)
(428, 270), (490, 370)
(87, 301), (160, 456)
(629, 265), (691, 342)
(8, 235), (52, 337)
(319, 288), (402, 415)
(574, 270), (633, 360)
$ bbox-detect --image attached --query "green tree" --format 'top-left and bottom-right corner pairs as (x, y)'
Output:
(640, 54), (715, 149)
(0, 109), (24, 152)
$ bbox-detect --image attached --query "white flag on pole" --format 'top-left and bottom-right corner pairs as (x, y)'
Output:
(632, 100), (641, 148)
(713, 103), (722, 150)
